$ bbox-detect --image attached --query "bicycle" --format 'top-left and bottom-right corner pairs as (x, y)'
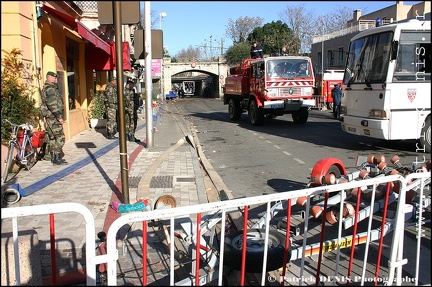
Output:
(2, 119), (46, 183)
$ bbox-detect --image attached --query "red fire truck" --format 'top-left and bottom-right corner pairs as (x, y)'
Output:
(223, 56), (315, 126)
(314, 69), (344, 110)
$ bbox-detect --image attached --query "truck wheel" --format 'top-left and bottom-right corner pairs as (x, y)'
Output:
(224, 228), (290, 273)
(419, 116), (431, 153)
(228, 99), (242, 121)
(292, 107), (308, 124)
(327, 102), (333, 110)
(249, 100), (264, 126)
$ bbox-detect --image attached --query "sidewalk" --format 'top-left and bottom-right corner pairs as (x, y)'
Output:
(1, 100), (210, 285)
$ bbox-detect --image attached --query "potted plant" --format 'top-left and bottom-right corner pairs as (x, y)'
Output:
(88, 84), (106, 129)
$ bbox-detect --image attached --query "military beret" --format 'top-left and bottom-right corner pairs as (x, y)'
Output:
(110, 76), (117, 81)
(47, 71), (57, 77)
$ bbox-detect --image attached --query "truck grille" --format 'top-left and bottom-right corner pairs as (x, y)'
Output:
(280, 87), (302, 96)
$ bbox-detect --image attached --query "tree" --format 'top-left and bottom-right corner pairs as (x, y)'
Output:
(278, 3), (316, 54)
(138, 7), (159, 29)
(175, 46), (201, 62)
(278, 4), (368, 54)
(225, 16), (264, 43)
(325, 6), (362, 32)
(1, 48), (39, 145)
(247, 20), (298, 56)
(224, 42), (250, 66)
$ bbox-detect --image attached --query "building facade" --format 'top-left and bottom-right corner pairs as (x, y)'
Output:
(1, 1), (133, 142)
(311, 1), (431, 73)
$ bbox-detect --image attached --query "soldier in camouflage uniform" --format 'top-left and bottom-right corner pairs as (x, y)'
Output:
(40, 71), (67, 165)
(131, 87), (141, 142)
(125, 80), (140, 142)
(124, 80), (134, 142)
(104, 76), (118, 139)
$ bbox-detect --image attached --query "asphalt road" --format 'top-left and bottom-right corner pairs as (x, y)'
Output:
(173, 97), (429, 198)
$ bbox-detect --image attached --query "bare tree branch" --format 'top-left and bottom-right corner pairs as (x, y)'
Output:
(278, 4), (318, 54)
(225, 16), (264, 43)
(176, 45), (201, 61)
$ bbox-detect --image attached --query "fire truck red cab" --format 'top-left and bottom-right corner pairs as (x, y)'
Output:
(314, 69), (344, 110)
(223, 56), (315, 126)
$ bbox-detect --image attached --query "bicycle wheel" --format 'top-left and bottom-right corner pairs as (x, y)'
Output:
(23, 138), (37, 170)
(2, 142), (16, 183)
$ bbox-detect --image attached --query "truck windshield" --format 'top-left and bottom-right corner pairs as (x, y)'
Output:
(267, 59), (311, 79)
(344, 31), (392, 86)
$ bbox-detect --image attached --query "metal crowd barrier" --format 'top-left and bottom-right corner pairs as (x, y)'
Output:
(1, 172), (430, 286)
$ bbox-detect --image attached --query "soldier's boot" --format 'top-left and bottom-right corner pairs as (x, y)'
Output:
(52, 152), (67, 165)
(107, 132), (117, 140)
(50, 151), (56, 164)
(43, 146), (52, 161)
(127, 133), (134, 142)
(57, 153), (68, 164)
(132, 134), (140, 143)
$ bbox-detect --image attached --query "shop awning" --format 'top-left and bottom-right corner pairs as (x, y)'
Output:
(86, 42), (131, 71)
(42, 4), (110, 55)
(41, 4), (77, 28)
(77, 22), (110, 54)
(41, 4), (130, 71)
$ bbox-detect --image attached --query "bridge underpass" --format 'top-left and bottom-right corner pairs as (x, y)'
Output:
(162, 57), (229, 98)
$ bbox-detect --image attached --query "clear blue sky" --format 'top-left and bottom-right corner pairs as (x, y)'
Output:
(148, 1), (423, 57)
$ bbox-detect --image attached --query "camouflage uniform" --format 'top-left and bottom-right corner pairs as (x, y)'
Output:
(104, 79), (118, 138)
(124, 85), (134, 141)
(40, 75), (67, 165)
(132, 91), (140, 137)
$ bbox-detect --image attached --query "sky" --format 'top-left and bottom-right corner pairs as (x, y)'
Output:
(147, 1), (423, 57)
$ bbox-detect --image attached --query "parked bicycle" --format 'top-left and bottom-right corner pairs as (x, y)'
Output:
(2, 119), (46, 183)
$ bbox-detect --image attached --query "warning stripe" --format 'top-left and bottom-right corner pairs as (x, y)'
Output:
(267, 81), (314, 87)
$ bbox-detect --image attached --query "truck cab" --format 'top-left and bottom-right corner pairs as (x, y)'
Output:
(223, 56), (315, 126)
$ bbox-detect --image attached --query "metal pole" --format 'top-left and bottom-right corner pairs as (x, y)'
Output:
(113, 1), (130, 204)
(145, 1), (153, 148)
(210, 35), (213, 60)
(321, 27), (324, 73)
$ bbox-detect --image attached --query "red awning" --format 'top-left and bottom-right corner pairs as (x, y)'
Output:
(86, 42), (131, 71)
(41, 4), (77, 28)
(77, 22), (110, 54)
(42, 4), (110, 55)
(109, 42), (132, 71)
(41, 4), (130, 71)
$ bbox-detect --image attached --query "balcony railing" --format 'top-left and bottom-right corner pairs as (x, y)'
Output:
(312, 19), (393, 43)
(74, 1), (98, 12)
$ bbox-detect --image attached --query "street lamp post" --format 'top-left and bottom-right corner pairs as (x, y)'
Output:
(159, 12), (167, 29)
(159, 12), (167, 102)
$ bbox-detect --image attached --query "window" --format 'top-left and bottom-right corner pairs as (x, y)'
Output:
(393, 31), (431, 82)
(338, 47), (344, 66)
(345, 31), (392, 84)
(66, 37), (79, 110)
(327, 50), (333, 66)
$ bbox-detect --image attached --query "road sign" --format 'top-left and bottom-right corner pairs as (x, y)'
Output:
(133, 29), (164, 59)
(98, 1), (140, 24)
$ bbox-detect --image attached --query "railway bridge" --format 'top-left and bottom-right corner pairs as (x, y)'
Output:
(162, 57), (230, 98)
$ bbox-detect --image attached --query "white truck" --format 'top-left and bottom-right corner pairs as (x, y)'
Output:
(182, 81), (195, 96)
